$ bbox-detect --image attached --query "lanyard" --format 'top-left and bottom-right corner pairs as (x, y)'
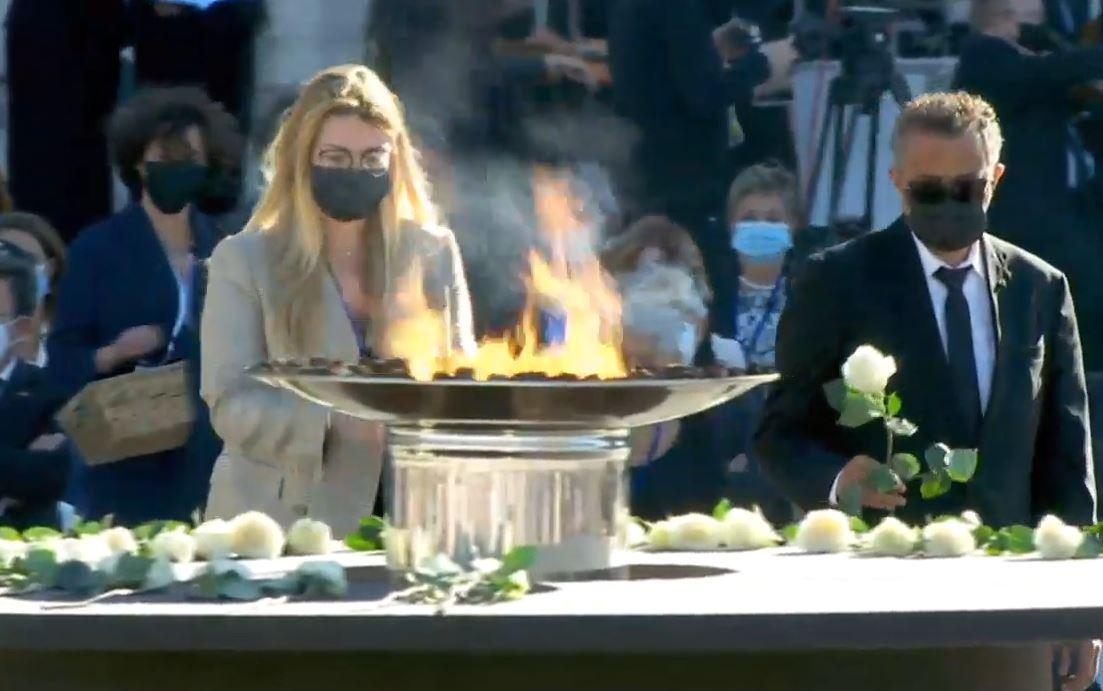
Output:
(734, 277), (784, 357)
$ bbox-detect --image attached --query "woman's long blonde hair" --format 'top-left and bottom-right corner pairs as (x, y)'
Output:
(249, 64), (438, 351)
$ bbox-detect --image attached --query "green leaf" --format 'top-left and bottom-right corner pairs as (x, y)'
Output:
(294, 562), (348, 599)
(1075, 534), (1102, 559)
(889, 453), (921, 481)
(885, 417), (918, 438)
(133, 521), (188, 542)
(837, 392), (884, 428)
(22, 527), (60, 542)
(55, 561), (103, 595)
(920, 471), (952, 500)
(924, 443), (950, 472)
(0, 528), (22, 542)
(823, 379), (847, 412)
(109, 553), (154, 589)
(21, 549), (59, 588)
(500, 546), (537, 576)
(345, 516), (387, 552)
(838, 483), (863, 517)
(1001, 525), (1035, 554)
(849, 517), (870, 534)
(219, 578), (263, 601)
(142, 558), (176, 591)
(712, 498), (733, 521)
(973, 524), (996, 547)
(887, 393), (902, 417)
(947, 449), (979, 483)
(73, 521), (104, 536)
(344, 534), (381, 552)
(779, 524), (799, 543)
(868, 465), (901, 493)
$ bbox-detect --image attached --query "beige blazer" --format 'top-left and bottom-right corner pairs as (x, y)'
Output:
(200, 223), (475, 534)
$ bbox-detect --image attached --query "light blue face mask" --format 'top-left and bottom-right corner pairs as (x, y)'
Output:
(731, 221), (793, 263)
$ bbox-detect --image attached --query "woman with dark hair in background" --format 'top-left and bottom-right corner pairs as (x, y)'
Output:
(0, 212), (68, 366)
(47, 87), (244, 525)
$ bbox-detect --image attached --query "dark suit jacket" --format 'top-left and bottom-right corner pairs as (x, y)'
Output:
(955, 34), (1103, 372)
(609, 0), (729, 210)
(0, 361), (69, 529)
(47, 204), (224, 525)
(754, 219), (1097, 527)
(954, 34), (1103, 224)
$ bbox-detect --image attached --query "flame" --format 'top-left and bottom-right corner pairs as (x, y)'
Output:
(382, 256), (449, 383)
(387, 165), (626, 381)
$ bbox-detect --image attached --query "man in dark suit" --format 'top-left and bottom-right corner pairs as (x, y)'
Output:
(755, 90), (1100, 688)
(755, 91), (1095, 527)
(0, 242), (69, 530)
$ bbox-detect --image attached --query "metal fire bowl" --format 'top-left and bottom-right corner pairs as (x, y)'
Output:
(249, 367), (778, 429)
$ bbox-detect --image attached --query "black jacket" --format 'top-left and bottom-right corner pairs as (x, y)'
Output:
(0, 361), (69, 529)
(754, 220), (1097, 527)
(609, 0), (729, 209)
(954, 34), (1103, 223)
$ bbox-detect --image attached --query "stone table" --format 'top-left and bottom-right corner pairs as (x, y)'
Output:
(1, 548), (1101, 691)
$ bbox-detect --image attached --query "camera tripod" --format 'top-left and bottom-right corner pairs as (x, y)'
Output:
(804, 39), (913, 233)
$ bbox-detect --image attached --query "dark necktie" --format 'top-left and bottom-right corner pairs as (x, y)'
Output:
(935, 266), (982, 442)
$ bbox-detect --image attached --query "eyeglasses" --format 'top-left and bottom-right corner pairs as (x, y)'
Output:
(906, 177), (989, 205)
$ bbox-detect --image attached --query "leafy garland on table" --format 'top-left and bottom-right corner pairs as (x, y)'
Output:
(0, 512), (538, 609)
(639, 498), (1103, 560)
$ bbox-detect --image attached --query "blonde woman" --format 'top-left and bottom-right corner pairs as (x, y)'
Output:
(201, 65), (475, 534)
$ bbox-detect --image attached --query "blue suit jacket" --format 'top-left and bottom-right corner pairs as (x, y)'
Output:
(47, 204), (224, 524)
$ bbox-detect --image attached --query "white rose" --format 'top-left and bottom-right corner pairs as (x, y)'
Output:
(960, 510), (982, 528)
(722, 508), (780, 550)
(101, 527), (138, 555)
(795, 509), (854, 553)
(66, 536), (112, 565)
(841, 345), (897, 394)
(665, 513), (725, 551)
(1034, 515), (1084, 560)
(866, 517), (918, 557)
(648, 520), (673, 550)
(286, 518), (333, 556)
(193, 519), (235, 561)
(922, 519), (976, 557)
(150, 528), (197, 564)
(229, 511), (286, 560)
(0, 539), (27, 567)
(471, 558), (504, 575)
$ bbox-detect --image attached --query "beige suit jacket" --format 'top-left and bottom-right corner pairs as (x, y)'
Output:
(200, 223), (474, 533)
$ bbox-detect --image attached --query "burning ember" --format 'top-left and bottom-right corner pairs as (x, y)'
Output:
(385, 166), (627, 382)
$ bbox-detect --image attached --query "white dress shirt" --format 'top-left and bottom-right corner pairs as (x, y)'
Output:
(0, 358), (14, 386)
(828, 235), (998, 504)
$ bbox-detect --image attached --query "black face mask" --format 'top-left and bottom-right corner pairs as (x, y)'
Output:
(310, 166), (392, 222)
(905, 199), (987, 252)
(145, 161), (208, 215)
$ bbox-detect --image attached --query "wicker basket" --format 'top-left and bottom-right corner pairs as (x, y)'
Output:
(56, 361), (195, 466)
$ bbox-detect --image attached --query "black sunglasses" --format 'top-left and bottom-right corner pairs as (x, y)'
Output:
(906, 177), (989, 205)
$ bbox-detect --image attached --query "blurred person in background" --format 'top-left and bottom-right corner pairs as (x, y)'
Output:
(129, 0), (268, 215)
(47, 87), (243, 525)
(5, 0), (129, 242)
(0, 213), (68, 366)
(609, 0), (729, 231)
(603, 215), (793, 523)
(956, 0), (1103, 373)
(0, 242), (69, 531)
(201, 65), (475, 534)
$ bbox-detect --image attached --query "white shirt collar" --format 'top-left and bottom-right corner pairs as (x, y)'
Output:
(910, 233), (987, 282)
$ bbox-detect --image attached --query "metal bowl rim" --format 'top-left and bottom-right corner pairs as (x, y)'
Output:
(250, 371), (779, 389)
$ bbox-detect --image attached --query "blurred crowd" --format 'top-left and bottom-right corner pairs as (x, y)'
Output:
(1, 0), (1103, 535)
